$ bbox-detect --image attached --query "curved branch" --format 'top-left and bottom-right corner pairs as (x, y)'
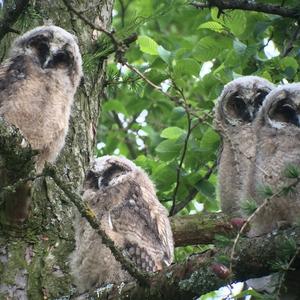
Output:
(191, 0), (300, 20)
(83, 227), (300, 300)
(170, 212), (233, 247)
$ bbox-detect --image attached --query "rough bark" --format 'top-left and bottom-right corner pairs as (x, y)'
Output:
(170, 213), (233, 247)
(0, 1), (114, 299)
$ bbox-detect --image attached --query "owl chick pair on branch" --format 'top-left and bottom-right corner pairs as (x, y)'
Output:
(0, 26), (174, 293)
(215, 76), (300, 237)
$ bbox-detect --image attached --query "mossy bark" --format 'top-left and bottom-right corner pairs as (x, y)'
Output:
(0, 1), (114, 299)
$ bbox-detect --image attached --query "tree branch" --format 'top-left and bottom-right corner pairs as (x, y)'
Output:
(170, 212), (233, 247)
(0, 0), (29, 42)
(82, 226), (300, 300)
(191, 0), (300, 20)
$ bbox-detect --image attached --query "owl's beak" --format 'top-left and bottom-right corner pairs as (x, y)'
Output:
(43, 49), (73, 69)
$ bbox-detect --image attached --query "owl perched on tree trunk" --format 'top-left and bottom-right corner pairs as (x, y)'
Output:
(70, 155), (174, 293)
(214, 76), (274, 218)
(0, 25), (82, 222)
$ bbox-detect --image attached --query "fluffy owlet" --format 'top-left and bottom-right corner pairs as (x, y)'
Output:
(0, 26), (82, 223)
(214, 76), (275, 217)
(70, 155), (174, 292)
(242, 83), (300, 237)
(0, 25), (82, 173)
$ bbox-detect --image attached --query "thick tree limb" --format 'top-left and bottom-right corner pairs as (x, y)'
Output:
(82, 227), (300, 300)
(191, 0), (300, 20)
(170, 213), (233, 247)
(0, 0), (30, 42)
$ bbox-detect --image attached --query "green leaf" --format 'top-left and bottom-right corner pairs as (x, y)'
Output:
(160, 127), (186, 139)
(280, 57), (298, 78)
(152, 163), (177, 189)
(226, 11), (247, 36)
(233, 39), (247, 55)
(196, 180), (215, 199)
(193, 37), (223, 61)
(174, 58), (200, 77)
(200, 128), (220, 152)
(211, 9), (246, 36)
(198, 21), (224, 33)
(102, 100), (128, 115)
(157, 45), (171, 64)
(137, 35), (159, 55)
(155, 139), (182, 161)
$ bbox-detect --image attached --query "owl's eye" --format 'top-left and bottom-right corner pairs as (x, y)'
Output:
(100, 164), (129, 187)
(225, 93), (252, 122)
(45, 49), (74, 69)
(28, 35), (50, 66)
(52, 50), (73, 66)
(269, 98), (300, 127)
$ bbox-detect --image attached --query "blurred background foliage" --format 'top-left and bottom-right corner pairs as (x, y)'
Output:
(92, 0), (300, 271)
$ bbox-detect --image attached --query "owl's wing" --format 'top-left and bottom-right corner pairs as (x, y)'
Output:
(106, 180), (173, 272)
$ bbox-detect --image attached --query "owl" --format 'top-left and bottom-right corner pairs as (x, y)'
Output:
(241, 83), (300, 237)
(0, 25), (82, 223)
(214, 76), (275, 217)
(0, 25), (83, 173)
(70, 155), (174, 292)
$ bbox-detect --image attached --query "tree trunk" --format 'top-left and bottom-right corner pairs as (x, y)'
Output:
(0, 1), (114, 299)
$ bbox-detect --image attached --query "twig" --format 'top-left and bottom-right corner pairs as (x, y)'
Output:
(259, 32), (273, 52)
(122, 61), (176, 100)
(190, 0), (300, 20)
(169, 84), (193, 216)
(0, 0), (29, 42)
(229, 177), (300, 273)
(105, 76), (141, 86)
(44, 165), (150, 287)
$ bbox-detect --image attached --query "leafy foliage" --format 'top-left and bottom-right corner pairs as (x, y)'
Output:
(92, 0), (300, 282)
(97, 0), (300, 211)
